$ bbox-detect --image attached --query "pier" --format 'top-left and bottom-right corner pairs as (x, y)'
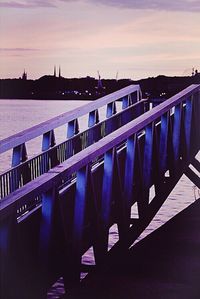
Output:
(0, 84), (200, 298)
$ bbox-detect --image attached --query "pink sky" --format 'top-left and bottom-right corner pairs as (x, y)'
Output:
(0, 0), (200, 80)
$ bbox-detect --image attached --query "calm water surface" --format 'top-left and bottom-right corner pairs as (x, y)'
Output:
(0, 99), (199, 298)
(0, 99), (91, 172)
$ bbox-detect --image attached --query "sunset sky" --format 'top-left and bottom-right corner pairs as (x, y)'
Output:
(0, 0), (200, 80)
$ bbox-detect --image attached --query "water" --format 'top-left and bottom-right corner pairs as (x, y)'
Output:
(0, 99), (90, 172)
(0, 99), (122, 173)
(0, 99), (199, 298)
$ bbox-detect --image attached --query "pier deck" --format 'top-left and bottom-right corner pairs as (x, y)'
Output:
(67, 198), (200, 299)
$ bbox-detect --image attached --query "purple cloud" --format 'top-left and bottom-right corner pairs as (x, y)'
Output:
(1, 0), (200, 12)
(0, 0), (56, 8)
(66, 0), (200, 12)
(88, 0), (200, 12)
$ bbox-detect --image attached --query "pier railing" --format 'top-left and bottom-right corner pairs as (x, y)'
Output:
(0, 84), (199, 298)
(0, 85), (145, 199)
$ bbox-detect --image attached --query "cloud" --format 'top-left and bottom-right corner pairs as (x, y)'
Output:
(2, 0), (200, 11)
(84, 0), (200, 12)
(0, 0), (56, 8)
(0, 48), (40, 51)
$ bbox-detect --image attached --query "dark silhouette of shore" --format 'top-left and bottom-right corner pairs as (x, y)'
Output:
(0, 73), (200, 100)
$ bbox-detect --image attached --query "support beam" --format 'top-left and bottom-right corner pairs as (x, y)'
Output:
(185, 167), (200, 189)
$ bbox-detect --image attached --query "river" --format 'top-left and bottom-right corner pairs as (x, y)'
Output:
(0, 99), (199, 298)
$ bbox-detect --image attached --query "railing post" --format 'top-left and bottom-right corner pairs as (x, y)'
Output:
(67, 119), (81, 157)
(142, 123), (154, 211)
(88, 109), (100, 145)
(41, 130), (57, 173)
(38, 187), (59, 297)
(88, 109), (99, 127)
(67, 119), (79, 138)
(95, 149), (115, 263)
(121, 95), (132, 125)
(159, 112), (170, 177)
(183, 97), (193, 161)
(11, 143), (28, 191)
(71, 165), (89, 284)
(130, 91), (138, 104)
(106, 101), (117, 118)
(42, 130), (56, 151)
(105, 102), (117, 135)
(189, 92), (199, 155)
(172, 103), (182, 169)
(123, 134), (137, 234)
(122, 95), (130, 109)
(0, 214), (17, 298)
(12, 143), (27, 167)
(137, 88), (142, 101)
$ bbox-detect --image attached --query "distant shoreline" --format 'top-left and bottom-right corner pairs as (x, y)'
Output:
(1, 74), (200, 100)
(0, 97), (92, 101)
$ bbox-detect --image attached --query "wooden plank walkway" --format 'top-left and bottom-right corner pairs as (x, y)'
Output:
(66, 198), (200, 299)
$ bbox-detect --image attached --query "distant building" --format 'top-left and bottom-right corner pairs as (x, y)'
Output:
(22, 70), (27, 80)
(59, 66), (61, 78)
(53, 65), (62, 77)
(96, 71), (105, 94)
(97, 71), (103, 90)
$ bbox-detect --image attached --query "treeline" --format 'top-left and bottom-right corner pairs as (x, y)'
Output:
(0, 74), (199, 100)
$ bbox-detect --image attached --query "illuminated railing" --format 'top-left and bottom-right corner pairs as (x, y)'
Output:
(0, 85), (145, 199)
(0, 84), (199, 298)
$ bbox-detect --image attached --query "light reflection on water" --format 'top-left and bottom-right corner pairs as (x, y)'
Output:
(0, 99), (199, 297)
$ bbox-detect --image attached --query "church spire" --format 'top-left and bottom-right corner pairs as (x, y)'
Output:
(97, 70), (103, 89)
(59, 65), (61, 78)
(22, 69), (27, 80)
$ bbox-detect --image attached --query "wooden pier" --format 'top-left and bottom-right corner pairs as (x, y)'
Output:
(67, 198), (200, 299)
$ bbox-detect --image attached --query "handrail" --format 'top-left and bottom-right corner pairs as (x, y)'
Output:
(0, 96), (146, 199)
(1, 84), (199, 217)
(0, 85), (141, 154)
